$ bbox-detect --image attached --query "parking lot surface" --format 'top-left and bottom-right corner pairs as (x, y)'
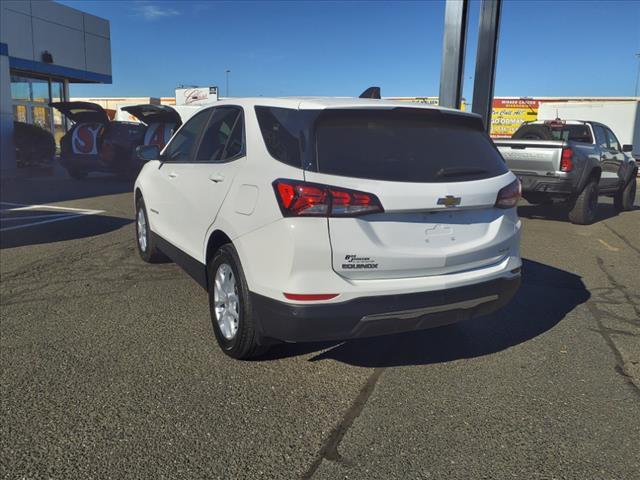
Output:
(1, 175), (639, 479)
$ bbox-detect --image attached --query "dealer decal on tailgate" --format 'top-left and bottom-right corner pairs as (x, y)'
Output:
(342, 255), (378, 269)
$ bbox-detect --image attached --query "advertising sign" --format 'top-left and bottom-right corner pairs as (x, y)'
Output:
(175, 87), (219, 106)
(490, 98), (541, 138)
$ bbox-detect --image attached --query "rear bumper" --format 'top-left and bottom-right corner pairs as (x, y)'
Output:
(515, 172), (575, 195)
(252, 274), (521, 343)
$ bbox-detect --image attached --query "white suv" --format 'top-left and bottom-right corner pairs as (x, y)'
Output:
(134, 97), (522, 359)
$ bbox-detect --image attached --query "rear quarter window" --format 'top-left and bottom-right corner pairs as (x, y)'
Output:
(255, 107), (303, 168)
(314, 109), (508, 183)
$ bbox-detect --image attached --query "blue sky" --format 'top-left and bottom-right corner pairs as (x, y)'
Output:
(61, 0), (640, 99)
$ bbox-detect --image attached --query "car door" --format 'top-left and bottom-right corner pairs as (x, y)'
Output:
(163, 106), (247, 262)
(593, 124), (617, 189)
(603, 127), (626, 188)
(146, 108), (212, 246)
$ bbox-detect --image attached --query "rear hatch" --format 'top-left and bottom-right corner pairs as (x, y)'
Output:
(50, 101), (109, 125)
(303, 108), (517, 280)
(494, 139), (564, 175)
(120, 104), (182, 126)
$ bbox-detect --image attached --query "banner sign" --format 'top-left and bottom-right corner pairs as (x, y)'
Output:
(490, 99), (541, 138)
(175, 87), (219, 106)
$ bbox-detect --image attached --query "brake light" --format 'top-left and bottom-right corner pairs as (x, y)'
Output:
(273, 179), (384, 217)
(283, 293), (339, 301)
(495, 179), (521, 209)
(560, 147), (574, 172)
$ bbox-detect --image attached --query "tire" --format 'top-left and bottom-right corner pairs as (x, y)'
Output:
(208, 244), (265, 360)
(512, 124), (553, 141)
(568, 178), (599, 225)
(613, 176), (636, 212)
(67, 166), (87, 180)
(135, 197), (168, 263)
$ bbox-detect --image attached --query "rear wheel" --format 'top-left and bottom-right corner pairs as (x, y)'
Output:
(135, 197), (167, 263)
(209, 244), (265, 360)
(67, 166), (87, 180)
(568, 178), (599, 225)
(613, 176), (636, 212)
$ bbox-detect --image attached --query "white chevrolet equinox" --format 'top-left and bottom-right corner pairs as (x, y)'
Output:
(134, 97), (522, 359)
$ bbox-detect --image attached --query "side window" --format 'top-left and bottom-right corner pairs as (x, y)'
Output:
(196, 107), (245, 162)
(593, 125), (608, 150)
(163, 109), (211, 162)
(255, 106), (302, 168)
(605, 128), (621, 152)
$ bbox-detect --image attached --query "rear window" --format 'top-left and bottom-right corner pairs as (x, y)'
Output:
(314, 110), (508, 182)
(513, 123), (593, 143)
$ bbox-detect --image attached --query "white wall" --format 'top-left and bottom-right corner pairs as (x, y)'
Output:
(0, 0), (111, 76)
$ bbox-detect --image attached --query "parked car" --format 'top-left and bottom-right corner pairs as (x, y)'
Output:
(51, 102), (182, 179)
(495, 120), (637, 224)
(134, 97), (523, 359)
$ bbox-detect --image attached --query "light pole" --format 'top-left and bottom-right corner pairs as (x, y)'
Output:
(225, 69), (231, 97)
(635, 53), (640, 97)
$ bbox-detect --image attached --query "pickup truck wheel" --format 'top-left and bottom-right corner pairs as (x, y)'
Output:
(613, 176), (636, 212)
(568, 178), (598, 225)
(208, 244), (265, 360)
(135, 197), (168, 263)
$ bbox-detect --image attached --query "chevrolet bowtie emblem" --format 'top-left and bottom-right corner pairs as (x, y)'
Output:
(437, 195), (461, 207)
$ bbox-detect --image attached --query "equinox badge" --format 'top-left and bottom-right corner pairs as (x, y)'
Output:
(437, 195), (461, 207)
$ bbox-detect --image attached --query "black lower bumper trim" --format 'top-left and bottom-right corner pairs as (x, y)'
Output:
(252, 275), (521, 342)
(515, 173), (574, 195)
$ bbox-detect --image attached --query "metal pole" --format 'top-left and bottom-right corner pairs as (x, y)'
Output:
(635, 53), (640, 97)
(225, 69), (231, 97)
(471, 0), (502, 131)
(439, 0), (469, 109)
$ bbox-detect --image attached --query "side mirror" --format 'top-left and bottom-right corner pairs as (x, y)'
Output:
(136, 144), (161, 162)
(622, 144), (633, 152)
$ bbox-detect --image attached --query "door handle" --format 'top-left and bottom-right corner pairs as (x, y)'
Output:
(209, 173), (224, 183)
(168, 172), (178, 179)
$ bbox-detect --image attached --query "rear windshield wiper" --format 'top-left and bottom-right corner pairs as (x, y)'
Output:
(436, 167), (489, 178)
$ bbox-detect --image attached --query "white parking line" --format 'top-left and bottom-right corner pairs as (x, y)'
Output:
(0, 202), (105, 232)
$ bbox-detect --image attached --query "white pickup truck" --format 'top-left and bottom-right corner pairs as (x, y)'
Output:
(495, 120), (637, 224)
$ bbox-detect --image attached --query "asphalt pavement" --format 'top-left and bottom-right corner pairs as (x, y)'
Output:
(1, 174), (638, 479)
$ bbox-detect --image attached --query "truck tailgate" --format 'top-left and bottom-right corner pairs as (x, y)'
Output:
(494, 140), (565, 176)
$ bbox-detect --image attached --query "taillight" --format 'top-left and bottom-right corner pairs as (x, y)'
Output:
(273, 179), (384, 217)
(560, 147), (574, 172)
(495, 179), (521, 209)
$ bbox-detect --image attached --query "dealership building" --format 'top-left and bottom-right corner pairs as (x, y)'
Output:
(0, 0), (111, 173)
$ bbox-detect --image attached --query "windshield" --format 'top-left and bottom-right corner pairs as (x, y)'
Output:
(314, 109), (508, 182)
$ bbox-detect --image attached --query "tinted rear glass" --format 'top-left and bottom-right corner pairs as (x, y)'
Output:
(255, 106), (302, 167)
(315, 110), (508, 182)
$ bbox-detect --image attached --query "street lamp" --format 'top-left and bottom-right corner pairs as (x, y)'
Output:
(225, 69), (231, 97)
(635, 53), (640, 97)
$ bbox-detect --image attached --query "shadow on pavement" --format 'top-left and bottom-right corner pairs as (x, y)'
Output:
(261, 259), (590, 367)
(0, 211), (132, 249)
(0, 175), (133, 206)
(517, 201), (638, 224)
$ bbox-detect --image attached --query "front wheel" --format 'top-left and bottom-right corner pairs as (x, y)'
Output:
(613, 176), (636, 212)
(209, 244), (265, 360)
(568, 178), (599, 225)
(135, 197), (168, 263)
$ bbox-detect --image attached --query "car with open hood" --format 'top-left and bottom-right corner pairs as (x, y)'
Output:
(51, 102), (184, 179)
